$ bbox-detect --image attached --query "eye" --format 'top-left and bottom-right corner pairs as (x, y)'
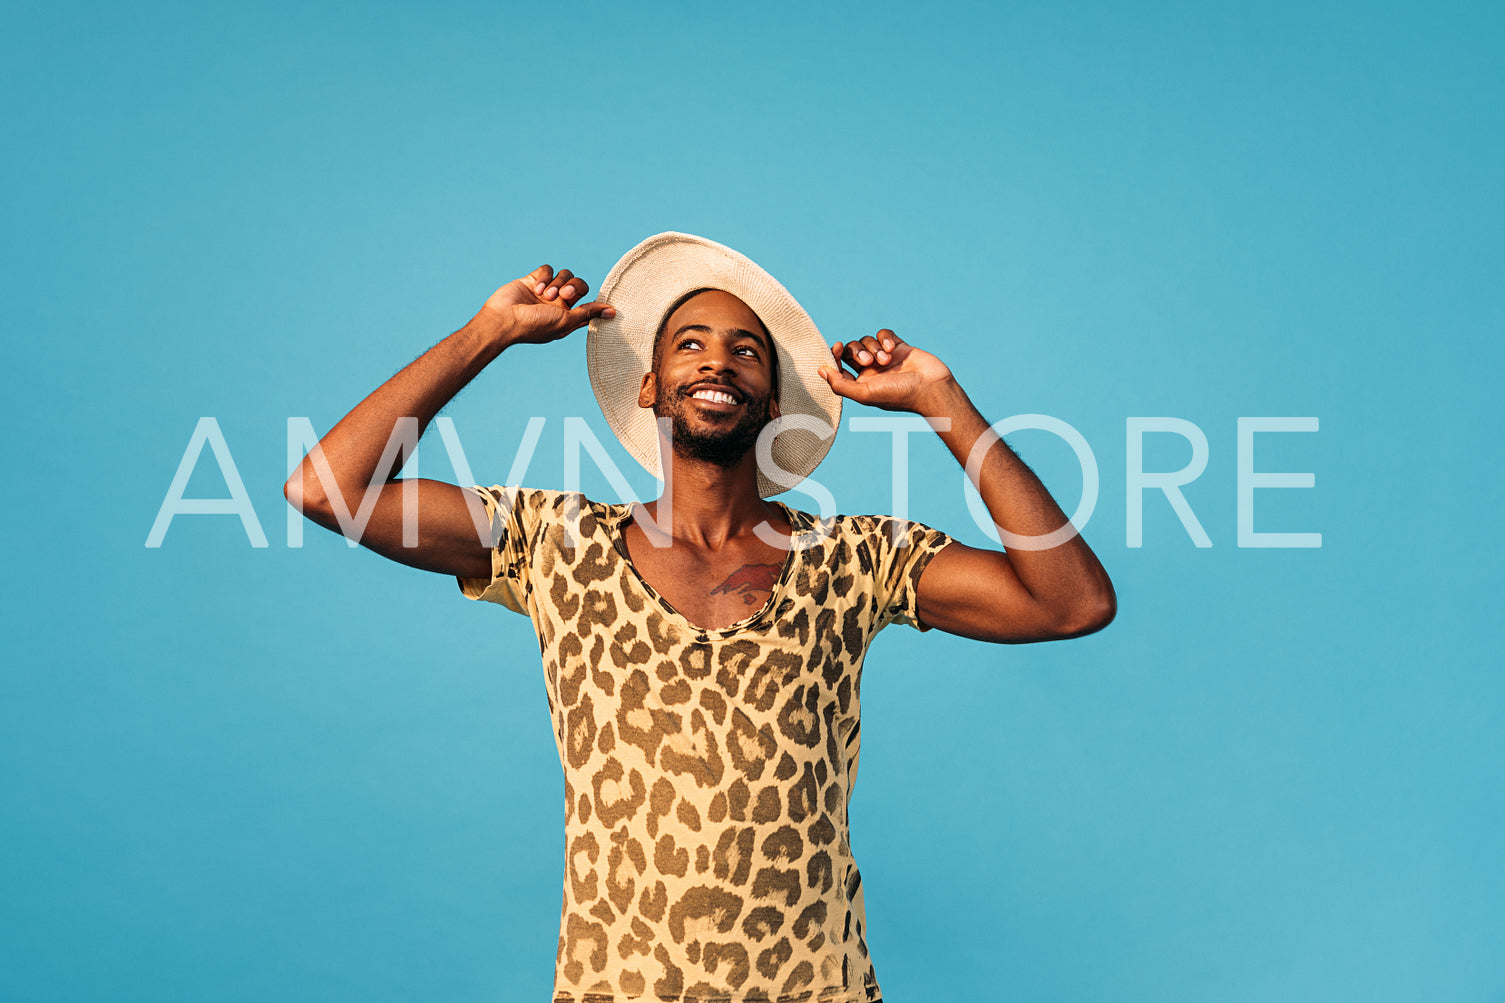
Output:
(678, 338), (703, 350)
(735, 345), (759, 358)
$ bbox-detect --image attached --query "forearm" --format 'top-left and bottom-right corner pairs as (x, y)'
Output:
(287, 310), (510, 515)
(918, 378), (1116, 621)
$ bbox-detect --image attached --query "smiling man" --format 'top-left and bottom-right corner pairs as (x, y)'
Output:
(644, 289), (780, 469)
(286, 232), (1115, 1003)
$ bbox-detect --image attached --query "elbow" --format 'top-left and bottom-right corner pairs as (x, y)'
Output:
(283, 466), (332, 524)
(1062, 586), (1116, 638)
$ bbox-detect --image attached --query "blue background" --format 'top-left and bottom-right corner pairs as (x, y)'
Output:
(5, 1), (1502, 1000)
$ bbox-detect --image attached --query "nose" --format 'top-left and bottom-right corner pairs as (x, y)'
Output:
(698, 338), (735, 375)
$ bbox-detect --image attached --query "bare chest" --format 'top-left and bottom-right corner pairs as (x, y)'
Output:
(623, 527), (789, 632)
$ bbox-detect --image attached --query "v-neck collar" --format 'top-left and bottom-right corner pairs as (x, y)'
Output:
(603, 500), (818, 639)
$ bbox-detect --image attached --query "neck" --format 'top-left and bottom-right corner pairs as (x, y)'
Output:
(638, 447), (781, 549)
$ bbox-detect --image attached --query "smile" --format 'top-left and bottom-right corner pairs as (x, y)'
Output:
(689, 388), (739, 405)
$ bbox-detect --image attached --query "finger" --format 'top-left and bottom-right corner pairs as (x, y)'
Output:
(865, 330), (898, 364)
(543, 268), (575, 301)
(542, 267), (575, 300)
(854, 330), (903, 366)
(529, 264), (555, 296)
(842, 340), (875, 368)
(558, 275), (590, 303)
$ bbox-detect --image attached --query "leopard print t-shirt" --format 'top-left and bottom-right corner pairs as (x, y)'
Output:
(458, 487), (953, 1003)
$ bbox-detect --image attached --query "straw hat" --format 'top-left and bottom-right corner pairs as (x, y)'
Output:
(587, 232), (842, 497)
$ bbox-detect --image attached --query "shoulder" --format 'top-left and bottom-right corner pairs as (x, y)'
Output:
(469, 488), (625, 548)
(784, 505), (947, 550)
(472, 486), (615, 518)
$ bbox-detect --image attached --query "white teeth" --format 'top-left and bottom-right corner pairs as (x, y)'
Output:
(692, 390), (736, 404)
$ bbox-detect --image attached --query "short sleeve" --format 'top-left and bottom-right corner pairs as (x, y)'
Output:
(455, 485), (544, 614)
(868, 518), (954, 631)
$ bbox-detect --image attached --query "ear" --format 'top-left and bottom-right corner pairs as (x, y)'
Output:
(638, 372), (657, 409)
(768, 394), (781, 421)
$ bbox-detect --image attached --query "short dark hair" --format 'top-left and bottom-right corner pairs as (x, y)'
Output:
(651, 288), (780, 397)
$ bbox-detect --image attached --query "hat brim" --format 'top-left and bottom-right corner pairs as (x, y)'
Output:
(587, 232), (842, 498)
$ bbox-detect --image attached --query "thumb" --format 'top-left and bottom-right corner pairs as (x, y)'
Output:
(819, 365), (871, 404)
(565, 300), (617, 329)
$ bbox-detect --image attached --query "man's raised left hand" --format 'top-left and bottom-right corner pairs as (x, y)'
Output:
(818, 330), (958, 415)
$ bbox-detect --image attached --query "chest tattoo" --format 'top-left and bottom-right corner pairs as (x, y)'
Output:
(709, 562), (783, 604)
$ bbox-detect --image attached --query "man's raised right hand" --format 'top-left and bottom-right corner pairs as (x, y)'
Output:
(476, 265), (615, 347)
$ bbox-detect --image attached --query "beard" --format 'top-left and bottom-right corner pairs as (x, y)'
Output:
(656, 386), (773, 468)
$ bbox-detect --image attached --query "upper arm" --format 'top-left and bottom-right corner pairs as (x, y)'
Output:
(284, 474), (495, 580)
(914, 541), (1114, 643)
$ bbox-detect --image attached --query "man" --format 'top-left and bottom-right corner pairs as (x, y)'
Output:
(286, 233), (1114, 1003)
